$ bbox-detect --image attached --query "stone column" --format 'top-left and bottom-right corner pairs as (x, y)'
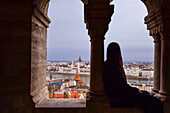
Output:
(31, 7), (51, 105)
(143, 8), (163, 97)
(83, 4), (114, 102)
(82, 2), (114, 112)
(152, 34), (161, 95)
(90, 36), (105, 94)
(142, 2), (170, 112)
(158, 33), (170, 101)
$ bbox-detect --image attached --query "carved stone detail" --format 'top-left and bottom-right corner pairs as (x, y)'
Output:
(141, 0), (154, 13)
(34, 0), (50, 15)
(33, 8), (51, 28)
(84, 4), (114, 39)
(144, 8), (163, 36)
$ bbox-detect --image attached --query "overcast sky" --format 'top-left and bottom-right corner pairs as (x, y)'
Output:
(47, 0), (154, 62)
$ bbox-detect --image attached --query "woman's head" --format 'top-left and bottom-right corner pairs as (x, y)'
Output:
(107, 42), (121, 62)
(106, 42), (126, 79)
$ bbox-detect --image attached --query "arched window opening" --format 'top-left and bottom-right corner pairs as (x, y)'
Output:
(45, 0), (90, 106)
(106, 0), (154, 92)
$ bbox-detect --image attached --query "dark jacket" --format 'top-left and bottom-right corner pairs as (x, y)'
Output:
(103, 60), (139, 106)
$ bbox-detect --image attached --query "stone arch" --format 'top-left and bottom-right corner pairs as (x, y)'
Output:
(30, 0), (152, 106)
(30, 0), (170, 111)
(30, 0), (87, 107)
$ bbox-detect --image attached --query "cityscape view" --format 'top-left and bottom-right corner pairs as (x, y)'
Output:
(46, 0), (154, 99)
(46, 57), (154, 99)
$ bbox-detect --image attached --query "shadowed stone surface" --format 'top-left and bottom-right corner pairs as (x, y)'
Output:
(36, 99), (86, 108)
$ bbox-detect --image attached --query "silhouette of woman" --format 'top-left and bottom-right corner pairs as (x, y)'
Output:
(103, 42), (164, 113)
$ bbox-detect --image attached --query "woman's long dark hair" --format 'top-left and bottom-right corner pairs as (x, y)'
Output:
(107, 42), (126, 80)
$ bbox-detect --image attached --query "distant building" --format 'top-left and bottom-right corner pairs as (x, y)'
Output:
(124, 68), (132, 76)
(131, 67), (141, 76)
(60, 80), (76, 89)
(53, 91), (65, 98)
(52, 89), (86, 99)
(124, 66), (141, 76)
(141, 69), (154, 78)
(47, 65), (56, 71)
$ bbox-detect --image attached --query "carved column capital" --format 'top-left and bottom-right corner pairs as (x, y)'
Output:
(84, 4), (114, 39)
(33, 0), (50, 15)
(33, 8), (51, 28)
(144, 8), (163, 36)
(153, 34), (161, 43)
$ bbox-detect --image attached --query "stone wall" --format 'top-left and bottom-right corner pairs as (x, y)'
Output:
(31, 11), (49, 105)
(0, 2), (34, 113)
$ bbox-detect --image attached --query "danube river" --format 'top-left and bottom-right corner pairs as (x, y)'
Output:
(47, 72), (153, 86)
(47, 72), (90, 85)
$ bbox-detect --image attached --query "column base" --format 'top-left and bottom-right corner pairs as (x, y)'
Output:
(157, 91), (170, 102)
(151, 88), (160, 96)
(87, 91), (109, 102)
(31, 86), (49, 105)
(156, 91), (170, 113)
(86, 91), (110, 113)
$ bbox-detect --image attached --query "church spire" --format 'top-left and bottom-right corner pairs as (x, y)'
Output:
(74, 62), (81, 81)
(78, 56), (82, 63)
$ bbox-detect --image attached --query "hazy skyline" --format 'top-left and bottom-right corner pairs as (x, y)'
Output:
(47, 0), (154, 62)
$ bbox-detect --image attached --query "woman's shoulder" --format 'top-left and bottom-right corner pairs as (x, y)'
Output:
(104, 60), (119, 67)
